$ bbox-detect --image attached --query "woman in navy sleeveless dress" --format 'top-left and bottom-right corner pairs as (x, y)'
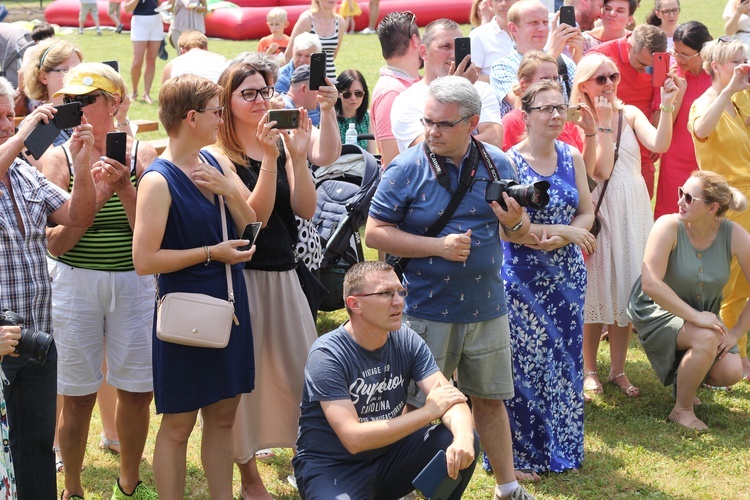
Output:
(498, 82), (595, 474)
(133, 74), (257, 498)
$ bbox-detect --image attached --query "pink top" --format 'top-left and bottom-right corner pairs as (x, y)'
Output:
(502, 109), (584, 152)
(371, 66), (419, 143)
(652, 66), (712, 219)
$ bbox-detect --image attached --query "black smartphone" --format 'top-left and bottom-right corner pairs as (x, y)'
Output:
(106, 131), (127, 165)
(268, 109), (300, 129)
(412, 450), (462, 500)
(23, 102), (83, 160)
(238, 222), (262, 251)
(454, 37), (471, 68)
(309, 52), (327, 91)
(560, 5), (576, 27)
(102, 60), (120, 73)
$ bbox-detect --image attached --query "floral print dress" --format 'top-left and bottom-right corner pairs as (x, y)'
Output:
(0, 369), (16, 499)
(501, 141), (586, 472)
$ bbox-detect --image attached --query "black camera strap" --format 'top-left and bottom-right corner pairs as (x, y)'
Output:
(391, 138), (498, 276)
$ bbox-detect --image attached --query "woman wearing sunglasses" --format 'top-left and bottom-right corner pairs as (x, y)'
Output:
(569, 53), (677, 400)
(205, 58), (321, 499)
(335, 69), (374, 152)
(629, 171), (747, 430)
(689, 36), (750, 382)
(653, 21), (712, 220)
(42, 63), (159, 500)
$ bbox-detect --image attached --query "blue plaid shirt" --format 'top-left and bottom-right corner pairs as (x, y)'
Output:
(0, 159), (68, 333)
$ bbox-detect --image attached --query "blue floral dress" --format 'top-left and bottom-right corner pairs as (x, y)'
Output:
(501, 141), (586, 472)
(0, 371), (16, 499)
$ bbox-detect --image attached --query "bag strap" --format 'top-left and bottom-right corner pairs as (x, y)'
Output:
(397, 138), (498, 273)
(217, 195), (235, 306)
(556, 55), (572, 99)
(593, 109), (624, 218)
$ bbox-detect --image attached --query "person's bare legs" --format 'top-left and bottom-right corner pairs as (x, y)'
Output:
(115, 390), (153, 494)
(153, 409), (198, 499)
(201, 396), (241, 500)
(671, 324), (743, 430)
(59, 393), (97, 498)
(130, 40), (147, 99)
(472, 397), (540, 486)
(142, 40), (161, 103)
(98, 357), (119, 452)
(607, 323), (639, 397)
(54, 394), (64, 471)
(238, 457), (272, 500)
(583, 323), (604, 392)
(368, 0), (380, 30)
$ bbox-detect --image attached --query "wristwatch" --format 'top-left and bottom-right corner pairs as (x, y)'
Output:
(503, 219), (524, 232)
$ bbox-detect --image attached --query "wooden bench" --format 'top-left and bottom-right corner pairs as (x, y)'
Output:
(147, 137), (168, 155)
(132, 119), (159, 134)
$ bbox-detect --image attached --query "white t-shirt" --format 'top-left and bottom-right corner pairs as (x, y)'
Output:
(170, 49), (228, 84)
(468, 19), (514, 76)
(391, 79), (502, 153)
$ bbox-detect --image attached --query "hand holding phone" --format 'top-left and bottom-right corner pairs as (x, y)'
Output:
(651, 52), (669, 87)
(268, 109), (300, 129)
(566, 105), (581, 122)
(308, 52), (327, 91)
(238, 222), (262, 251)
(106, 131), (127, 165)
(559, 5), (576, 27)
(454, 37), (471, 69)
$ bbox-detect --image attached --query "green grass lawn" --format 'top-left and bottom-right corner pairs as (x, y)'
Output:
(9, 0), (746, 497)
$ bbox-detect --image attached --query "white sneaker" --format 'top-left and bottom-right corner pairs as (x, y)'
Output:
(496, 485), (535, 500)
(359, 27), (376, 34)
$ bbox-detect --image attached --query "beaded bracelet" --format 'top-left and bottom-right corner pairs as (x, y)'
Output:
(660, 104), (675, 113)
(597, 127), (613, 133)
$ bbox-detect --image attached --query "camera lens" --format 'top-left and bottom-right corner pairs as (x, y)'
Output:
(15, 328), (54, 365)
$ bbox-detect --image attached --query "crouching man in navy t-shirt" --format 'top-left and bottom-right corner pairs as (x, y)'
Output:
(292, 261), (479, 499)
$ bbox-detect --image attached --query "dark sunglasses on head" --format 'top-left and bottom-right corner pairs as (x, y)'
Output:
(340, 90), (364, 99)
(718, 35), (735, 43)
(592, 72), (621, 85)
(63, 92), (103, 107)
(678, 186), (709, 205)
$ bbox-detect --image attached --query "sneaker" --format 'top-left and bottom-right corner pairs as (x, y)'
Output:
(111, 480), (158, 500)
(97, 30), (102, 36)
(359, 27), (376, 34)
(495, 485), (535, 500)
(115, 23), (124, 34)
(78, 28), (83, 35)
(287, 474), (298, 490)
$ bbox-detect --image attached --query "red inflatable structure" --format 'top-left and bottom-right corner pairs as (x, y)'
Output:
(45, 0), (471, 41)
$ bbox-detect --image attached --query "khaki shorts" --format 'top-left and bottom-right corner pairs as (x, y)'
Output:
(404, 314), (514, 406)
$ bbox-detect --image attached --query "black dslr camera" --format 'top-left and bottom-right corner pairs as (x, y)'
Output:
(485, 180), (551, 211)
(0, 309), (54, 364)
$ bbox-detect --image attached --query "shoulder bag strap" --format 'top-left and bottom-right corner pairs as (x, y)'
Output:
(594, 109), (624, 218)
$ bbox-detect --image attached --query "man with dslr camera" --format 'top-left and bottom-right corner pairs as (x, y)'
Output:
(0, 77), (95, 498)
(365, 76), (535, 500)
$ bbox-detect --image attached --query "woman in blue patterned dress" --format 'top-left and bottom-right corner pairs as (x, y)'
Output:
(500, 81), (596, 473)
(0, 327), (19, 498)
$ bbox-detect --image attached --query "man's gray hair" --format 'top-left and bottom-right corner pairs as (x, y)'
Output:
(427, 76), (481, 118)
(294, 32), (323, 52)
(0, 77), (16, 101)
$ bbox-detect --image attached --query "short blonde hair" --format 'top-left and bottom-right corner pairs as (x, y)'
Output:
(701, 38), (748, 80)
(513, 51), (556, 96)
(267, 7), (287, 23)
(178, 30), (208, 51)
(62, 62), (126, 106)
(24, 39), (83, 101)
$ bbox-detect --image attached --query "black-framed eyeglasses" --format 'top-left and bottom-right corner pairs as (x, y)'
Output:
(527, 104), (568, 115)
(353, 289), (408, 300)
(678, 187), (709, 205)
(668, 49), (700, 63)
(63, 92), (103, 107)
(234, 86), (275, 102)
(592, 72), (621, 85)
(659, 8), (680, 15)
(340, 90), (365, 99)
(420, 116), (469, 131)
(47, 66), (72, 74)
(718, 36), (735, 43)
(197, 106), (224, 118)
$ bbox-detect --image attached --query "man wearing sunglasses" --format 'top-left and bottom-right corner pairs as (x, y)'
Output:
(0, 76), (96, 499)
(591, 22), (667, 197)
(283, 64), (321, 127)
(293, 261), (479, 499)
(367, 77), (535, 500)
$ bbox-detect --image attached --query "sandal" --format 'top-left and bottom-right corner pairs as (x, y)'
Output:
(583, 371), (603, 395)
(668, 409), (708, 432)
(54, 446), (64, 473)
(142, 94), (153, 104)
(99, 434), (121, 455)
(608, 372), (640, 398)
(255, 448), (275, 459)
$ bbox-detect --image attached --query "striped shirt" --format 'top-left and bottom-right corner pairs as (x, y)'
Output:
(51, 144), (138, 271)
(0, 159), (68, 333)
(310, 17), (339, 79)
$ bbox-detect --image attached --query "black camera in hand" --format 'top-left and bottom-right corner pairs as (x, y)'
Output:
(0, 309), (54, 365)
(485, 180), (551, 211)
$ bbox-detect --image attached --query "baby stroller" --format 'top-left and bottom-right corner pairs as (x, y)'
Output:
(313, 144), (381, 311)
